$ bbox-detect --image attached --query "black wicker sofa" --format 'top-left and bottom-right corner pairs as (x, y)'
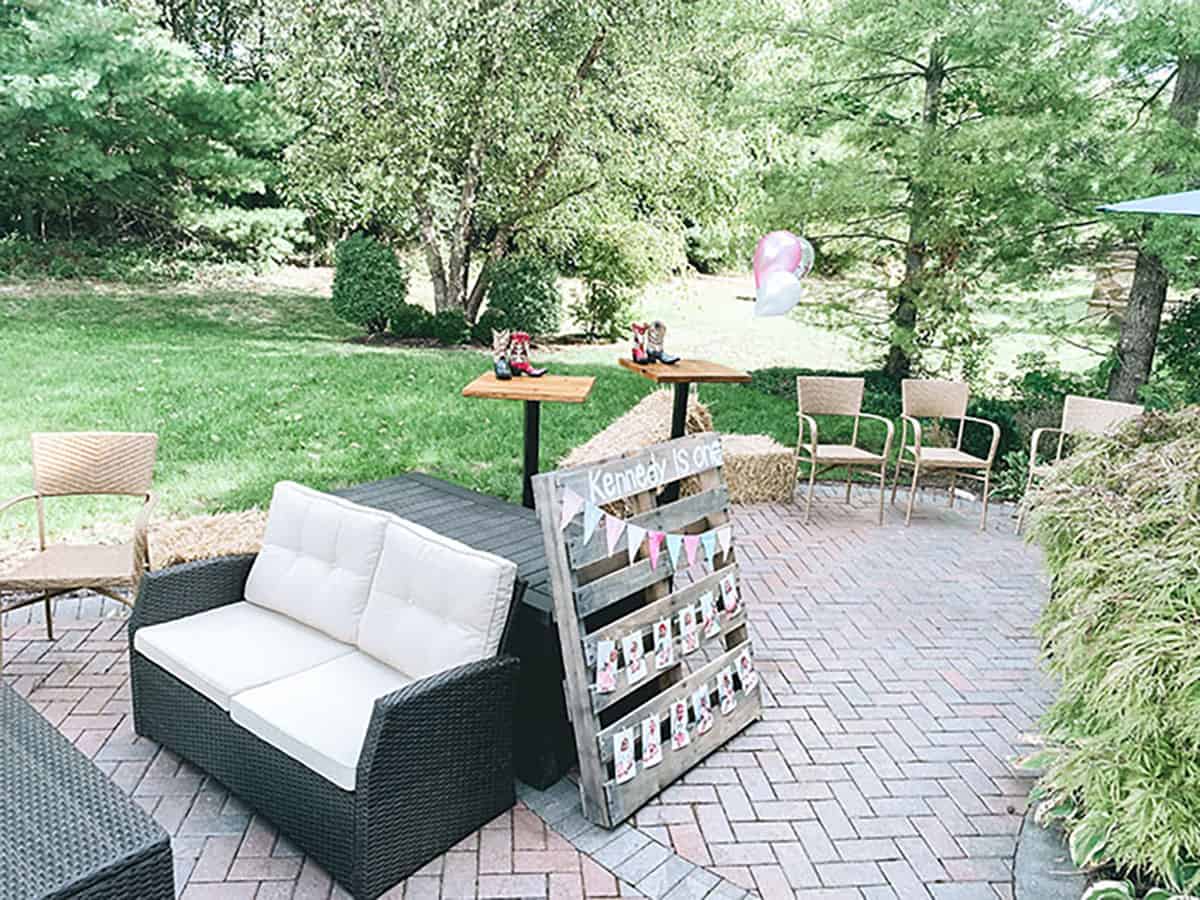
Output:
(128, 482), (523, 900)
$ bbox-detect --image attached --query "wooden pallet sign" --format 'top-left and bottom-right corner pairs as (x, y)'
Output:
(533, 434), (762, 828)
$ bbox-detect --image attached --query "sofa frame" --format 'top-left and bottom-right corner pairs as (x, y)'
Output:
(129, 553), (523, 900)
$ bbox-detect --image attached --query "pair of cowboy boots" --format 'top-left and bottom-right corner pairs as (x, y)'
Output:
(492, 329), (547, 379)
(631, 320), (679, 365)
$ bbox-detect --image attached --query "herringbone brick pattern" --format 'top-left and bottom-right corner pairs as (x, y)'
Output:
(1, 485), (1050, 899)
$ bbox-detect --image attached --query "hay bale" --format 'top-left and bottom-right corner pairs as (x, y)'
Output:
(721, 434), (796, 504)
(560, 389), (713, 514)
(150, 510), (267, 569)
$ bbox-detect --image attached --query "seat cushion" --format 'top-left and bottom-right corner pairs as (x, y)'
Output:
(356, 517), (517, 681)
(0, 543), (133, 592)
(230, 652), (411, 791)
(811, 444), (882, 463)
(244, 481), (391, 643)
(134, 602), (353, 709)
(906, 446), (987, 468)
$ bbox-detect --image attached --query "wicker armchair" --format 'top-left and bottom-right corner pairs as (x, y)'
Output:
(0, 432), (158, 666)
(890, 380), (1000, 529)
(1015, 394), (1143, 532)
(796, 376), (895, 525)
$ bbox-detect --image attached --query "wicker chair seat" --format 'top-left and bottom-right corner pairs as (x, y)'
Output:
(1, 543), (134, 593)
(809, 443), (883, 463)
(904, 446), (987, 469)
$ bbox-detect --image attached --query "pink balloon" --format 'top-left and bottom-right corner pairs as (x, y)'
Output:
(753, 231), (803, 288)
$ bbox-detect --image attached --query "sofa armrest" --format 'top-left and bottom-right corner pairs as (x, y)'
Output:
(129, 554), (257, 644)
(354, 655), (520, 877)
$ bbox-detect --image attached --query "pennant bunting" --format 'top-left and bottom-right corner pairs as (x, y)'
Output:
(647, 531), (665, 570)
(605, 514), (626, 556)
(665, 534), (684, 568)
(583, 503), (603, 544)
(626, 524), (647, 564)
(716, 525), (733, 556)
(700, 531), (717, 567)
(683, 534), (700, 567)
(559, 488), (585, 531)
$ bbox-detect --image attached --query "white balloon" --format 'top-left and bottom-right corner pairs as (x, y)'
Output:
(754, 270), (803, 317)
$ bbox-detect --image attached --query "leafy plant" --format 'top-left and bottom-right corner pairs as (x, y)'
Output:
(388, 303), (434, 340)
(427, 310), (471, 346)
(482, 256), (562, 337)
(330, 235), (410, 335)
(1158, 294), (1200, 403)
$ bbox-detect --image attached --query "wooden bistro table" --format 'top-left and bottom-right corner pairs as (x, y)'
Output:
(462, 372), (595, 509)
(618, 357), (751, 500)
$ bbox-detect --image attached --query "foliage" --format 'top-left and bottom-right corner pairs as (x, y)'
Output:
(1027, 407), (1200, 891)
(571, 282), (637, 342)
(330, 235), (410, 334)
(0, 237), (195, 283)
(181, 207), (311, 265)
(388, 303), (434, 341)
(0, 0), (292, 242)
(483, 257), (563, 337)
(565, 223), (676, 339)
(469, 309), (509, 346)
(1158, 294), (1200, 402)
(427, 310), (472, 346)
(276, 0), (734, 318)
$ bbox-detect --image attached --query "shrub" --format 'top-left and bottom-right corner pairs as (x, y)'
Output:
(1158, 293), (1200, 402)
(1026, 407), (1200, 894)
(0, 236), (192, 283)
(571, 281), (636, 342)
(567, 223), (679, 340)
(183, 206), (311, 265)
(483, 256), (562, 336)
(470, 308), (508, 345)
(330, 235), (410, 334)
(389, 303), (433, 339)
(427, 309), (471, 346)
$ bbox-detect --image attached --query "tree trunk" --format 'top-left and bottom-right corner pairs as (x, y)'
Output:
(1107, 55), (1200, 402)
(885, 47), (943, 380)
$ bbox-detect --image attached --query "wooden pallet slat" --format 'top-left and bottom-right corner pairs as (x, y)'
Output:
(533, 434), (761, 828)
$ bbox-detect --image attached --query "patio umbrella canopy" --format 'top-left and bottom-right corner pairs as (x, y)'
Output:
(1098, 189), (1200, 216)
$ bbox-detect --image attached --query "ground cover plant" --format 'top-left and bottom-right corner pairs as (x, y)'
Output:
(1025, 407), (1200, 897)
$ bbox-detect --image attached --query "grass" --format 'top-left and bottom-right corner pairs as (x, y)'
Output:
(0, 284), (797, 546)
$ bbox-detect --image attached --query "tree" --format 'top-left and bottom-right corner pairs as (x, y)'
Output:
(762, 0), (1100, 378)
(0, 0), (286, 239)
(1104, 1), (1200, 403)
(276, 0), (723, 321)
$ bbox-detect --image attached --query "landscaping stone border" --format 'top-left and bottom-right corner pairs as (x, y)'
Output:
(1013, 809), (1085, 900)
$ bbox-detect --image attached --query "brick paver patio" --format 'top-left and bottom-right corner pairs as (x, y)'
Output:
(1, 484), (1051, 899)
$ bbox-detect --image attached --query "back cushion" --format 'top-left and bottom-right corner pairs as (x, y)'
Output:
(357, 517), (517, 680)
(245, 482), (390, 644)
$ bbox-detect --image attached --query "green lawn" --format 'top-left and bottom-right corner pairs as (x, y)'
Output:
(0, 284), (797, 547)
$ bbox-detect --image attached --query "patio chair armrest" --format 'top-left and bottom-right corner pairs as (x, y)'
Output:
(856, 412), (895, 457)
(128, 553), (256, 643)
(1028, 427), (1062, 467)
(0, 494), (36, 516)
(797, 413), (819, 456)
(900, 415), (923, 453)
(357, 655), (519, 833)
(132, 491), (160, 584)
(963, 415), (1002, 464)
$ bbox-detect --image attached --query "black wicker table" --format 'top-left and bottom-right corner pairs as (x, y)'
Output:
(0, 683), (174, 900)
(337, 473), (576, 788)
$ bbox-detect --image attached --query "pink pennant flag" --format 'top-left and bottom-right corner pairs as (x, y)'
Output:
(647, 531), (665, 570)
(559, 488), (585, 531)
(605, 514), (626, 556)
(683, 534), (701, 567)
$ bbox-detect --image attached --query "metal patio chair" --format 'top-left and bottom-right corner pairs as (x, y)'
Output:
(1, 432), (158, 666)
(890, 380), (1000, 530)
(796, 376), (895, 525)
(1015, 394), (1143, 533)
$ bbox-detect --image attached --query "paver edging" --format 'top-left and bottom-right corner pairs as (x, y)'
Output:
(1013, 808), (1085, 900)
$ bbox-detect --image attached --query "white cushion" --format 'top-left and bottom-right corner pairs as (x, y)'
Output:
(134, 602), (353, 709)
(356, 517), (517, 680)
(229, 652), (411, 791)
(245, 481), (391, 643)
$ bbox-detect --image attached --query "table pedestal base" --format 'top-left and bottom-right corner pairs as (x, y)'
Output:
(523, 399), (540, 509)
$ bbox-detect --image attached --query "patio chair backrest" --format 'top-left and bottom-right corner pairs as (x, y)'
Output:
(797, 376), (864, 417)
(901, 379), (969, 420)
(31, 432), (158, 497)
(1061, 395), (1143, 436)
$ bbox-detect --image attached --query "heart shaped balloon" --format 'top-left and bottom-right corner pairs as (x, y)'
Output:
(752, 230), (815, 317)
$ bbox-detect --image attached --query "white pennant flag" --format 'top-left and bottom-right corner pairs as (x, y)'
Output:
(716, 525), (733, 556)
(626, 524), (647, 564)
(560, 488), (585, 531)
(605, 514), (627, 556)
(583, 503), (603, 544)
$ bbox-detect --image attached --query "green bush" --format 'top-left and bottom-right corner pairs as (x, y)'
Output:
(0, 236), (193, 283)
(183, 206), (311, 265)
(330, 235), (410, 334)
(389, 303), (433, 339)
(1026, 407), (1200, 894)
(483, 256), (562, 336)
(470, 308), (508, 345)
(571, 281), (636, 342)
(567, 223), (677, 340)
(427, 309), (471, 346)
(1158, 293), (1200, 403)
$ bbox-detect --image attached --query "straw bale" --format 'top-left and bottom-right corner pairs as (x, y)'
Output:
(721, 434), (796, 504)
(149, 509), (267, 569)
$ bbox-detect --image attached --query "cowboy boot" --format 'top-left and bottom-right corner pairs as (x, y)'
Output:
(491, 329), (513, 380)
(508, 331), (547, 377)
(648, 320), (679, 364)
(631, 322), (652, 364)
